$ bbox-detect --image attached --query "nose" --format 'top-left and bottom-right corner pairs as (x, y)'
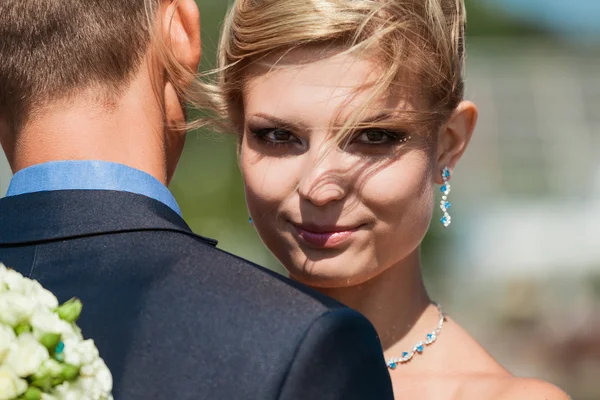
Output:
(298, 147), (348, 207)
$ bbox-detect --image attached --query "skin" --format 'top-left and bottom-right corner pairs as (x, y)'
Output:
(0, 0), (201, 185)
(239, 48), (570, 400)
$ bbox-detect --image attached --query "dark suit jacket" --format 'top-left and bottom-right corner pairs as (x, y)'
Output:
(0, 190), (393, 399)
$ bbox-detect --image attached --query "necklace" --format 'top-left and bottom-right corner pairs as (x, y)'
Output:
(386, 303), (446, 369)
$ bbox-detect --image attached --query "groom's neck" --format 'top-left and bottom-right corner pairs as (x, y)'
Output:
(4, 75), (169, 184)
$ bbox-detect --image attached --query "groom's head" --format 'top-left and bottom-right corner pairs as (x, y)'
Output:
(0, 0), (201, 182)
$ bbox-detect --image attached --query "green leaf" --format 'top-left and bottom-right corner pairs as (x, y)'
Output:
(28, 359), (62, 391)
(55, 298), (82, 323)
(14, 322), (32, 336)
(46, 363), (80, 387)
(60, 364), (80, 382)
(17, 387), (42, 400)
(39, 333), (61, 351)
(28, 374), (52, 392)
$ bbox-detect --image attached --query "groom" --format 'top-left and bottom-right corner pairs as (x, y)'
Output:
(0, 1), (393, 399)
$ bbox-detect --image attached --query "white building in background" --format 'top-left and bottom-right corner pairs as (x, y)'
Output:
(450, 38), (600, 285)
(460, 192), (599, 281)
(443, 42), (599, 391)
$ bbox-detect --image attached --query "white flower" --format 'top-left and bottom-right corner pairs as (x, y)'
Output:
(0, 366), (28, 400)
(0, 264), (113, 399)
(0, 291), (36, 327)
(31, 310), (81, 342)
(53, 345), (113, 400)
(0, 265), (8, 294)
(4, 333), (50, 377)
(38, 358), (64, 377)
(54, 359), (113, 400)
(80, 358), (113, 395)
(1, 265), (33, 294)
(0, 264), (13, 285)
(63, 339), (99, 367)
(0, 324), (16, 363)
(28, 280), (59, 310)
(0, 264), (58, 308)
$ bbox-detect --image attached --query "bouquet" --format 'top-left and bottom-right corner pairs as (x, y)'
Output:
(0, 264), (112, 400)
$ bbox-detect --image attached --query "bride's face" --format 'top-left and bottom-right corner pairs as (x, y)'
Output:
(239, 50), (438, 288)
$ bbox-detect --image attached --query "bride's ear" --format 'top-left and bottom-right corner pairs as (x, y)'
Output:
(434, 101), (477, 184)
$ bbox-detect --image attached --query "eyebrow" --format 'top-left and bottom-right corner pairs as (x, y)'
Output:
(341, 111), (398, 126)
(246, 113), (311, 132)
(247, 111), (402, 132)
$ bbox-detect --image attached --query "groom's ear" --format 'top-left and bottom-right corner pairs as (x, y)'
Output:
(161, 0), (201, 73)
(159, 0), (201, 186)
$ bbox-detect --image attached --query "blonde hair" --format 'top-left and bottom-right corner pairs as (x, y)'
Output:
(214, 0), (466, 141)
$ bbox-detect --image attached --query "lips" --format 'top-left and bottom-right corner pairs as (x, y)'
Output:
(291, 223), (360, 248)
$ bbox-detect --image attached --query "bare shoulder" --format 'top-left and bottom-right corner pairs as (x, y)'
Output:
(453, 375), (569, 400)
(495, 377), (570, 400)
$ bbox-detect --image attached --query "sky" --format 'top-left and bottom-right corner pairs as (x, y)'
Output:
(489, 0), (600, 38)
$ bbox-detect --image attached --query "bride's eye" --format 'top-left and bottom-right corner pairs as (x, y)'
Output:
(352, 128), (409, 145)
(249, 127), (299, 146)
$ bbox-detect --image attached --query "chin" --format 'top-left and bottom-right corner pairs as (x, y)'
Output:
(284, 254), (381, 289)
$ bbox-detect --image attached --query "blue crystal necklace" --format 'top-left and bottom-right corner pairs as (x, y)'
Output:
(386, 303), (446, 369)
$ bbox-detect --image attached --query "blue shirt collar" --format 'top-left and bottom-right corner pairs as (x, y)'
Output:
(6, 160), (181, 216)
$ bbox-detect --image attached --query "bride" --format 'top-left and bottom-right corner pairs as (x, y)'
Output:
(210, 0), (569, 398)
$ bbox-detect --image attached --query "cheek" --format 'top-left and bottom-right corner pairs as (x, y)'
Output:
(239, 145), (297, 217)
(361, 155), (435, 237)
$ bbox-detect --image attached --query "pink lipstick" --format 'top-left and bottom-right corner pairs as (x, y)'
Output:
(292, 224), (358, 248)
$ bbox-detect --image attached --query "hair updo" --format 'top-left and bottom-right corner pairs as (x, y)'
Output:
(216, 0), (467, 138)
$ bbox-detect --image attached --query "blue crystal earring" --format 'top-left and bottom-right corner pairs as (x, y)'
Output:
(440, 167), (452, 227)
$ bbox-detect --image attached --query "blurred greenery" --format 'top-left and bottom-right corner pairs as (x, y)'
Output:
(175, 0), (552, 275)
(464, 0), (547, 37)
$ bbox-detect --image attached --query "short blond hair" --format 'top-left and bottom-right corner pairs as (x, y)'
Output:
(216, 0), (466, 139)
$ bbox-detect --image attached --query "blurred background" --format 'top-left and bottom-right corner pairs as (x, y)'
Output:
(1, 0), (598, 398)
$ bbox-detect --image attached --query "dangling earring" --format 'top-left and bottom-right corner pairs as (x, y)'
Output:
(248, 217), (253, 225)
(440, 167), (452, 227)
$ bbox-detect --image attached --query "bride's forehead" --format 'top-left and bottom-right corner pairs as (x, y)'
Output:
(243, 56), (418, 120)
(247, 50), (378, 84)
(245, 53), (376, 105)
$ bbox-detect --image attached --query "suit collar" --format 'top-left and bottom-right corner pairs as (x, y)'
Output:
(0, 190), (217, 246)
(6, 161), (182, 216)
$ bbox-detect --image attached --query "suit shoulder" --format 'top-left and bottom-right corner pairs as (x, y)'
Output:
(306, 307), (378, 337)
(75, 228), (349, 327)
(277, 308), (392, 400)
(295, 307), (384, 361)
(169, 234), (348, 311)
(114, 229), (347, 318)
